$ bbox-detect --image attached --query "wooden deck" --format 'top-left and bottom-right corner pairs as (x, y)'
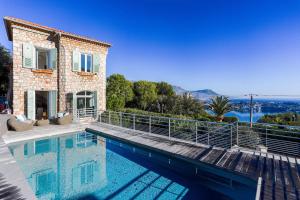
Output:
(88, 122), (300, 200)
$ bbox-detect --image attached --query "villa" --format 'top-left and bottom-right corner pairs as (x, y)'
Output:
(3, 16), (111, 120)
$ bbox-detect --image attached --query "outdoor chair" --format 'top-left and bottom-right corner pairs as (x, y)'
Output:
(7, 118), (34, 132)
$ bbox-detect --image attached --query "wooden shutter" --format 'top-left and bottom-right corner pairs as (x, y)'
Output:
(93, 53), (100, 73)
(93, 91), (97, 118)
(48, 91), (57, 118)
(27, 90), (35, 120)
(72, 167), (80, 190)
(23, 43), (34, 68)
(49, 48), (57, 69)
(72, 50), (80, 71)
(72, 93), (77, 117)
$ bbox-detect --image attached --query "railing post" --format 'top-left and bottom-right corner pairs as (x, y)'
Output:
(195, 121), (198, 144)
(133, 114), (136, 130)
(168, 118), (171, 140)
(265, 127), (268, 147)
(149, 116), (151, 133)
(108, 111), (111, 124)
(207, 132), (210, 145)
(236, 122), (239, 146)
(120, 112), (122, 127)
(99, 111), (102, 122)
(230, 125), (233, 148)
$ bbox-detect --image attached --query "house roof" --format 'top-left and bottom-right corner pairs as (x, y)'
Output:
(3, 16), (111, 47)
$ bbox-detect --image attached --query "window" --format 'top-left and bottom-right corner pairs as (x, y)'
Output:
(36, 171), (55, 195)
(80, 162), (94, 185)
(36, 48), (49, 69)
(35, 139), (50, 154)
(24, 144), (28, 156)
(80, 53), (92, 72)
(76, 132), (97, 148)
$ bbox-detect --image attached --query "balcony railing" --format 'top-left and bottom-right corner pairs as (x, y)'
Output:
(75, 108), (300, 157)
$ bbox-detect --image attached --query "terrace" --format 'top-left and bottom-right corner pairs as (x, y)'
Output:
(0, 110), (300, 199)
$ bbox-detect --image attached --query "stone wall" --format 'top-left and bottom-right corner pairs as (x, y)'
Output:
(58, 37), (107, 112)
(12, 26), (57, 115)
(11, 25), (108, 116)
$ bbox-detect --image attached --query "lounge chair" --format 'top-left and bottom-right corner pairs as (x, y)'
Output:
(7, 118), (34, 131)
(0, 114), (14, 135)
(36, 119), (50, 126)
(53, 114), (72, 125)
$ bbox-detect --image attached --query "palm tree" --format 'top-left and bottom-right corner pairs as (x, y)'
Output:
(209, 96), (231, 122)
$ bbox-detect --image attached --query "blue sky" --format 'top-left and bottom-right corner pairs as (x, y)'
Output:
(1, 0), (300, 96)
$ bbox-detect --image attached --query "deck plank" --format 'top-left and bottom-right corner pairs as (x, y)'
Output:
(234, 153), (248, 173)
(201, 149), (225, 164)
(256, 154), (266, 178)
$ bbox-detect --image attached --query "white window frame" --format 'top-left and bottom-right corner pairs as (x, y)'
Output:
(80, 53), (93, 72)
(35, 47), (50, 70)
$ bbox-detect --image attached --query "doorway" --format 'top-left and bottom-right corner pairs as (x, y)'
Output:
(35, 91), (48, 120)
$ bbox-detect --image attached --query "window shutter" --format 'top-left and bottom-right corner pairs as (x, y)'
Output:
(93, 91), (97, 110)
(94, 91), (98, 119)
(72, 50), (80, 71)
(72, 167), (80, 190)
(72, 93), (77, 118)
(93, 54), (100, 73)
(23, 43), (34, 68)
(27, 90), (35, 120)
(49, 48), (57, 69)
(48, 91), (57, 118)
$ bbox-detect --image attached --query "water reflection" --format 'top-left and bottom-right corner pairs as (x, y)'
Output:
(9, 132), (233, 200)
(9, 132), (107, 199)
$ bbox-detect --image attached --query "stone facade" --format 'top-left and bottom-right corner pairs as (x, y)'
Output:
(12, 26), (57, 115)
(58, 37), (107, 112)
(7, 20), (109, 116)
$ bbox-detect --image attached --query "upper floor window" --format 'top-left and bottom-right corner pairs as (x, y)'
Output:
(36, 48), (49, 69)
(80, 53), (92, 72)
(72, 49), (100, 73)
(22, 43), (57, 70)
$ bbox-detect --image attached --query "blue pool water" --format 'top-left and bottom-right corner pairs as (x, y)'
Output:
(8, 131), (253, 200)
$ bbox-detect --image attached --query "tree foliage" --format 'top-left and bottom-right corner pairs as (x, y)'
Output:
(106, 74), (134, 110)
(133, 81), (157, 110)
(155, 82), (175, 113)
(258, 112), (300, 126)
(171, 93), (204, 117)
(0, 44), (11, 96)
(209, 96), (231, 122)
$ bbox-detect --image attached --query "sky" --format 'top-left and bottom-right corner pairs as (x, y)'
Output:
(0, 0), (300, 96)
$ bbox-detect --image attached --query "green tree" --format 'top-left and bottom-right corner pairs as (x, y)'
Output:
(106, 74), (134, 110)
(171, 93), (204, 117)
(133, 81), (157, 110)
(209, 96), (231, 122)
(155, 82), (175, 113)
(0, 44), (11, 96)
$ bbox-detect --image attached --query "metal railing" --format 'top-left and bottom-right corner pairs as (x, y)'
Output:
(236, 122), (300, 157)
(74, 109), (300, 157)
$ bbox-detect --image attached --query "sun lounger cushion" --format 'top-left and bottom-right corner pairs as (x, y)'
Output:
(8, 118), (34, 132)
(54, 114), (72, 125)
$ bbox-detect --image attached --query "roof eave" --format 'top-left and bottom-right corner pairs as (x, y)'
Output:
(3, 17), (12, 41)
(3, 16), (111, 47)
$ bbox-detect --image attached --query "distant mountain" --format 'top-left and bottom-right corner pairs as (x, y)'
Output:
(172, 86), (187, 95)
(172, 86), (219, 100)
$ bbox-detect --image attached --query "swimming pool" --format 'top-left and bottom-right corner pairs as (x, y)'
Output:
(8, 131), (254, 200)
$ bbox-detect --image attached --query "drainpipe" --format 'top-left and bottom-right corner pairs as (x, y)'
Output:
(54, 32), (61, 112)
